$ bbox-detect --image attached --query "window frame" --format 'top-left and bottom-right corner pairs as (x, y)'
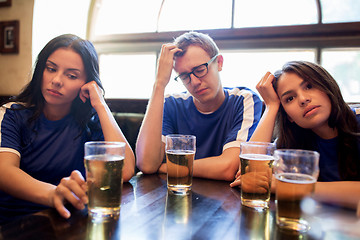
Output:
(88, 0), (360, 111)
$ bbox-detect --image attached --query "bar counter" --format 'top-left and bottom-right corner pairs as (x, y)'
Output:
(0, 173), (359, 240)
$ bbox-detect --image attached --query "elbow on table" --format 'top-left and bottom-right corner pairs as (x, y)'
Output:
(212, 162), (238, 181)
(223, 160), (240, 181)
(222, 169), (237, 182)
(136, 158), (159, 175)
(123, 167), (135, 182)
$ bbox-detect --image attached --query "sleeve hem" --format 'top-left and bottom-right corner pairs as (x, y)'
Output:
(0, 147), (21, 158)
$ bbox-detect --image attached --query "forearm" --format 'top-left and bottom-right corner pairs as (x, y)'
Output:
(94, 101), (135, 182)
(314, 181), (360, 209)
(136, 84), (166, 173)
(0, 165), (55, 207)
(249, 105), (279, 142)
(193, 148), (240, 181)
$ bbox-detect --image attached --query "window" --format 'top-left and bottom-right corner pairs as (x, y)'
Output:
(33, 0), (360, 102)
(220, 50), (315, 91)
(93, 0), (163, 35)
(321, 0), (360, 23)
(321, 49), (360, 102)
(234, 0), (317, 28)
(157, 0), (232, 32)
(32, 0), (91, 63)
(89, 0), (360, 102)
(99, 53), (157, 98)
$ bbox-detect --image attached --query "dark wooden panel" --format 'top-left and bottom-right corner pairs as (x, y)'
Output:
(105, 98), (148, 113)
(0, 173), (359, 240)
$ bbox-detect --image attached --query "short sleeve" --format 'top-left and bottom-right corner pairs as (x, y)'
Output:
(0, 105), (22, 157)
(223, 88), (263, 150)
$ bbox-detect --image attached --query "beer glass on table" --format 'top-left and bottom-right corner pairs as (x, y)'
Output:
(240, 142), (276, 210)
(274, 149), (319, 232)
(165, 134), (196, 195)
(84, 141), (125, 221)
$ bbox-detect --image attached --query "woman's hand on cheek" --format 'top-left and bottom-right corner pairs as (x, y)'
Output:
(50, 170), (88, 219)
(257, 72), (280, 107)
(79, 81), (104, 108)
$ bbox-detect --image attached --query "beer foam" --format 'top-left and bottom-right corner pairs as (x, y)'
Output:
(275, 173), (316, 184)
(240, 153), (275, 161)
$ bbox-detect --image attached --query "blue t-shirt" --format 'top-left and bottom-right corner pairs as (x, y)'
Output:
(315, 107), (360, 181)
(0, 102), (104, 223)
(162, 87), (262, 159)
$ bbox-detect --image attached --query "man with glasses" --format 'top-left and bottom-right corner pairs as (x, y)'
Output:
(136, 31), (262, 181)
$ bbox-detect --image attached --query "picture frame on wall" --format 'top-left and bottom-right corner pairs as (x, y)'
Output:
(0, 0), (11, 8)
(0, 20), (19, 54)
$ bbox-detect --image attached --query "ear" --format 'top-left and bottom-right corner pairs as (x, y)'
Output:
(217, 55), (223, 72)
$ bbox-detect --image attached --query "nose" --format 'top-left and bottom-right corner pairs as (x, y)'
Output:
(189, 73), (201, 86)
(51, 73), (63, 87)
(299, 92), (311, 106)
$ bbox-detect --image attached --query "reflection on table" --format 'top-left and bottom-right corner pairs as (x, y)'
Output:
(0, 172), (359, 240)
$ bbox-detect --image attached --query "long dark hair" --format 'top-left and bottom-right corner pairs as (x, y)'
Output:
(273, 61), (360, 180)
(7, 34), (104, 129)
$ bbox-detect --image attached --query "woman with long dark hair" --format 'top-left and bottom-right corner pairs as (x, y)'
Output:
(231, 61), (360, 209)
(0, 34), (135, 223)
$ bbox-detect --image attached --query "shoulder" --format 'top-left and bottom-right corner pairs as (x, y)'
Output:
(224, 87), (262, 108)
(164, 92), (193, 107)
(165, 91), (192, 101)
(1, 101), (25, 109)
(0, 102), (32, 118)
(353, 107), (360, 115)
(353, 107), (360, 123)
(225, 87), (260, 99)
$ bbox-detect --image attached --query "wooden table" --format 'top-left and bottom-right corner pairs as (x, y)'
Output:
(0, 173), (359, 240)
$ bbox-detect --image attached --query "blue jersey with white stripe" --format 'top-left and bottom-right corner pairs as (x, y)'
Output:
(0, 102), (104, 223)
(162, 87), (262, 159)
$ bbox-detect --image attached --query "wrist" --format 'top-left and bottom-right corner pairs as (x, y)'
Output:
(265, 102), (280, 113)
(152, 82), (167, 98)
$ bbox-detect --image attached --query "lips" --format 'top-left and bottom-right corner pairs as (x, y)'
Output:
(47, 89), (63, 97)
(303, 105), (320, 117)
(195, 88), (207, 95)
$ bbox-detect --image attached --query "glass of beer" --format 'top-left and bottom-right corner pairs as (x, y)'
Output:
(84, 141), (125, 220)
(165, 134), (196, 195)
(274, 149), (319, 232)
(240, 142), (276, 210)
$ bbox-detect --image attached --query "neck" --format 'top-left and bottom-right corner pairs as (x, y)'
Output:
(43, 104), (71, 121)
(194, 92), (225, 113)
(312, 124), (338, 140)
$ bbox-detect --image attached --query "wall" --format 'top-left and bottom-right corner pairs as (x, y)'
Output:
(0, 0), (34, 96)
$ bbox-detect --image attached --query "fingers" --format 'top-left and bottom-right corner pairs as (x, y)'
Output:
(240, 172), (271, 194)
(160, 43), (182, 57)
(79, 92), (87, 103)
(53, 197), (71, 219)
(53, 171), (88, 218)
(235, 169), (241, 178)
(156, 44), (183, 88)
(80, 81), (104, 108)
(257, 72), (274, 90)
(256, 72), (281, 106)
(230, 178), (241, 187)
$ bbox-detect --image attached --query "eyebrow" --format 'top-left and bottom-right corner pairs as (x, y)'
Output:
(46, 60), (81, 72)
(280, 80), (307, 98)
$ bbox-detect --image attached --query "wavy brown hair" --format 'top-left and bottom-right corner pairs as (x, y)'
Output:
(273, 61), (360, 180)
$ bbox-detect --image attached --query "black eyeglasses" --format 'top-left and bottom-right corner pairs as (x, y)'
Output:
(174, 54), (219, 85)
